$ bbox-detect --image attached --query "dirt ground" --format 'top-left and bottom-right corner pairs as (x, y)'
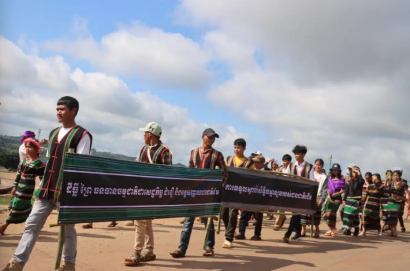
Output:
(0, 172), (409, 271)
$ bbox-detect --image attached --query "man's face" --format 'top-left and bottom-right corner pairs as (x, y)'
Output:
(283, 159), (290, 167)
(56, 104), (76, 123)
(255, 161), (264, 170)
(202, 135), (215, 148)
(234, 145), (245, 156)
(144, 132), (152, 144)
(294, 152), (305, 161)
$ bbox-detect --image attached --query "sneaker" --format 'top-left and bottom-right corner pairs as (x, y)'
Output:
(2, 258), (24, 271)
(222, 240), (233, 248)
(291, 234), (302, 241)
(282, 235), (289, 243)
(234, 233), (246, 240)
(250, 235), (262, 241)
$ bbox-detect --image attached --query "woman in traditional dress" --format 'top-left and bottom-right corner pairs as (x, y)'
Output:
(361, 173), (384, 236)
(324, 163), (346, 237)
(342, 166), (365, 236)
(381, 170), (393, 232)
(301, 159), (328, 238)
(0, 138), (45, 234)
(386, 170), (409, 237)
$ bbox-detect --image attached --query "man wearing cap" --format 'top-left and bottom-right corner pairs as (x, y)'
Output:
(170, 128), (227, 258)
(235, 155), (265, 241)
(123, 122), (172, 267)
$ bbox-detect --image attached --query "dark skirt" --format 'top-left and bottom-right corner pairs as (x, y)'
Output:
(386, 199), (401, 226)
(301, 205), (321, 226)
(381, 197), (389, 223)
(363, 196), (381, 231)
(342, 198), (361, 229)
(324, 198), (341, 227)
(6, 180), (35, 224)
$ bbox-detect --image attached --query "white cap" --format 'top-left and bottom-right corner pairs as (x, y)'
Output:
(251, 151), (263, 156)
(139, 122), (162, 137)
(393, 167), (403, 173)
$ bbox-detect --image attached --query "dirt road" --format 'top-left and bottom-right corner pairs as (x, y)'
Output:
(0, 170), (408, 270)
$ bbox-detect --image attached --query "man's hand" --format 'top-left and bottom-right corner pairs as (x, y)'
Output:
(331, 193), (337, 198)
(317, 200), (323, 207)
(11, 187), (16, 197)
(342, 201), (346, 208)
(39, 139), (48, 145)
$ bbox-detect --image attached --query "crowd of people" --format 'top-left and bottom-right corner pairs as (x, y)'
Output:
(1, 96), (409, 271)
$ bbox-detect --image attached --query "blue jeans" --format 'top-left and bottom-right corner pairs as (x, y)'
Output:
(178, 217), (215, 255)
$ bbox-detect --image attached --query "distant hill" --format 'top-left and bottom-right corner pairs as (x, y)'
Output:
(0, 135), (186, 167)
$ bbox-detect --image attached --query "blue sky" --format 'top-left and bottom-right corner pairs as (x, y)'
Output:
(2, 0), (409, 176)
(1, 0), (269, 158)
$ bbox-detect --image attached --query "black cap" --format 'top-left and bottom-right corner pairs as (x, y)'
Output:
(202, 128), (219, 138)
(331, 163), (341, 171)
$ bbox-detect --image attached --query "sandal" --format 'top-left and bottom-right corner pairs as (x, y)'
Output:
(203, 248), (214, 257)
(82, 223), (93, 229)
(170, 250), (185, 258)
(140, 252), (156, 262)
(222, 240), (233, 248)
(107, 222), (118, 228)
(123, 254), (140, 266)
(325, 231), (332, 236)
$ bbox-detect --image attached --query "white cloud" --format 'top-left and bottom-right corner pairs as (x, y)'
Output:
(42, 20), (211, 90)
(0, 37), (243, 164)
(174, 0), (410, 175)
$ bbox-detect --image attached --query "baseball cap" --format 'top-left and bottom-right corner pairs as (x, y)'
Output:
(139, 122), (162, 137)
(251, 151), (263, 156)
(252, 155), (265, 163)
(331, 163), (342, 171)
(202, 128), (219, 138)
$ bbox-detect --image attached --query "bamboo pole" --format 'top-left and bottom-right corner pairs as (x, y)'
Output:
(54, 225), (66, 270)
(54, 148), (74, 270)
(216, 207), (222, 234)
(203, 217), (212, 251)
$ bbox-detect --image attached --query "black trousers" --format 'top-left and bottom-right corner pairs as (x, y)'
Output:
(238, 211), (263, 237)
(285, 215), (301, 238)
(399, 211), (405, 228)
(222, 207), (238, 242)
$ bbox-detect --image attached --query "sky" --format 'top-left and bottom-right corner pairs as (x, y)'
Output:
(1, 0), (409, 178)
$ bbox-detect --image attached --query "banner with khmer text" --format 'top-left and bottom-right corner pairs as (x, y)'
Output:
(58, 153), (223, 224)
(58, 154), (318, 224)
(222, 167), (318, 214)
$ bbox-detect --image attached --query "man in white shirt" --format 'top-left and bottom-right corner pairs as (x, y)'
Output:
(4, 96), (92, 271)
(283, 145), (315, 243)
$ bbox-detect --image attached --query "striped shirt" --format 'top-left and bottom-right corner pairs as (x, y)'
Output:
(189, 147), (227, 180)
(137, 141), (172, 165)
